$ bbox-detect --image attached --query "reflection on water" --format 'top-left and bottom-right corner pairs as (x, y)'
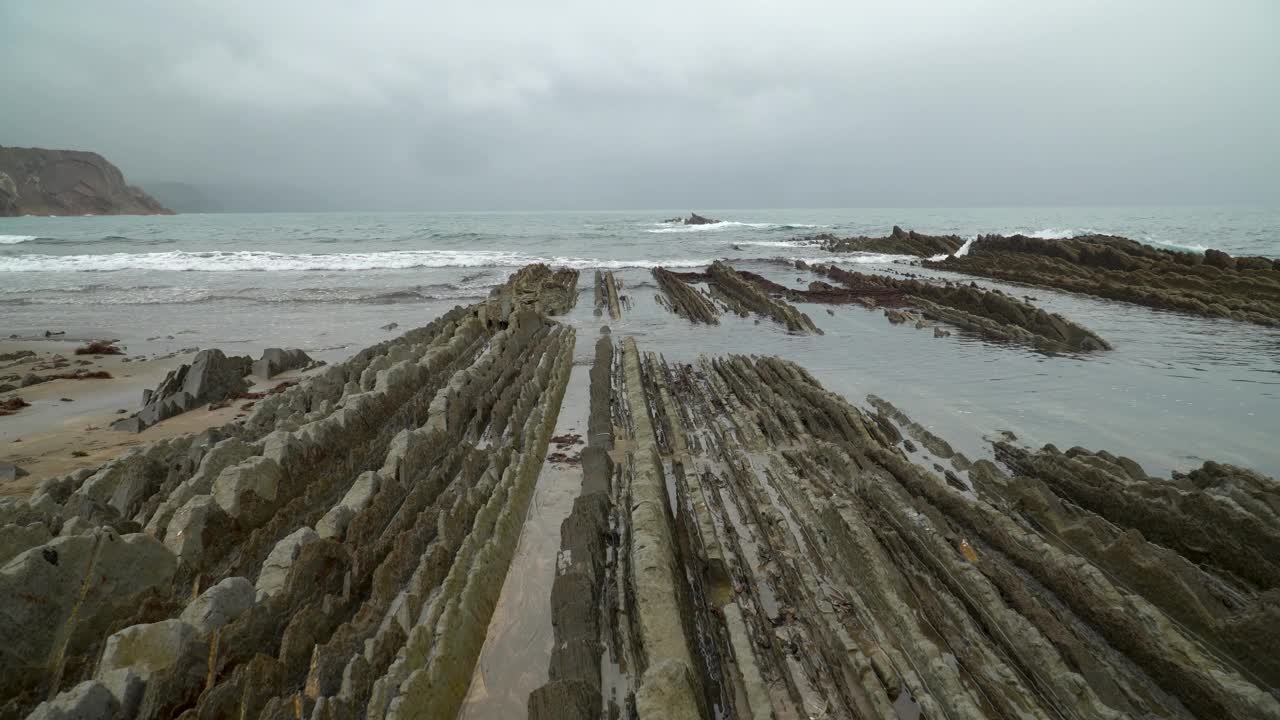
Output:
(603, 261), (1280, 479)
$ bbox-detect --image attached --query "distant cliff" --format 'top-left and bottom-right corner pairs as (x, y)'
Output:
(0, 145), (172, 216)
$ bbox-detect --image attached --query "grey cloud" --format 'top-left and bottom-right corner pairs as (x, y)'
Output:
(1, 0), (1276, 210)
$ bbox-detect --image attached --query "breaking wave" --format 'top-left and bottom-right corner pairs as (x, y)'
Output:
(646, 221), (822, 234)
(0, 250), (722, 273)
(0, 234), (38, 245)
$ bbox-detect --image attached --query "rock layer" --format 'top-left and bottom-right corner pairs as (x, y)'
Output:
(529, 338), (1280, 719)
(814, 225), (966, 257)
(931, 233), (1280, 326)
(809, 262), (1111, 351)
(652, 267), (720, 324)
(0, 265), (578, 719)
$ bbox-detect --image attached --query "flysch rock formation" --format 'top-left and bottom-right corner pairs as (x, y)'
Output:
(529, 341), (1280, 720)
(652, 267), (720, 325)
(805, 261), (1111, 351)
(4, 261), (1279, 720)
(594, 270), (623, 320)
(1, 263), (578, 719)
(929, 233), (1280, 326)
(0, 146), (172, 217)
(813, 225), (966, 257)
(657, 262), (821, 334)
(112, 350), (254, 433)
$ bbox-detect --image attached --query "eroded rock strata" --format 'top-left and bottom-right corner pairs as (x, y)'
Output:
(652, 267), (720, 325)
(530, 342), (1280, 720)
(670, 262), (822, 334)
(3, 262), (1277, 720)
(1, 265), (578, 719)
(807, 262), (1111, 351)
(929, 233), (1280, 326)
(814, 225), (966, 257)
(594, 270), (623, 320)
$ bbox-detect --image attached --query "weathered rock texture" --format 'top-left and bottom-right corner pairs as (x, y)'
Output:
(815, 225), (966, 257)
(653, 267), (721, 325)
(930, 233), (1280, 326)
(0, 146), (171, 217)
(594, 270), (623, 320)
(252, 348), (312, 379)
(112, 349), (253, 433)
(706, 262), (824, 333)
(808, 261), (1111, 351)
(0, 265), (578, 719)
(529, 339), (1280, 720)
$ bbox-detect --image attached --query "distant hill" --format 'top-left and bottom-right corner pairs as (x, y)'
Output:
(0, 145), (172, 216)
(144, 182), (223, 214)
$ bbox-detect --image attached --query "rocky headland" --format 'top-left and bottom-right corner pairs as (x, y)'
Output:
(0, 146), (171, 217)
(1, 262), (1276, 720)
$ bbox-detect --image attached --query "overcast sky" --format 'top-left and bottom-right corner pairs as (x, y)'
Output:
(2, 1), (1276, 210)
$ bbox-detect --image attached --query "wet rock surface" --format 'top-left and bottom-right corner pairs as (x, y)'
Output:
(808, 261), (1111, 351)
(529, 337), (1280, 720)
(661, 262), (821, 334)
(3, 261), (1277, 720)
(930, 233), (1280, 326)
(594, 270), (623, 320)
(814, 225), (966, 257)
(652, 267), (720, 325)
(0, 265), (578, 719)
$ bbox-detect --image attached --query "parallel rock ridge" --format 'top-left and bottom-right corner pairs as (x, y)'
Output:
(5, 261), (1279, 720)
(813, 225), (966, 257)
(807, 261), (1111, 351)
(703, 262), (822, 334)
(1, 265), (577, 719)
(0, 146), (171, 217)
(926, 233), (1280, 326)
(527, 340), (1280, 719)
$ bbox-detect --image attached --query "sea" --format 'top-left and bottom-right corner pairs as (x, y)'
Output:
(2, 206), (1278, 477)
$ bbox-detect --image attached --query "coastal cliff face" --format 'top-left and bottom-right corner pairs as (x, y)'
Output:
(0, 145), (172, 216)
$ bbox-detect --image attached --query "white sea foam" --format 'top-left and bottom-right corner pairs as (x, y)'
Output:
(730, 240), (820, 248)
(646, 221), (821, 234)
(0, 235), (37, 245)
(1026, 228), (1091, 239)
(1146, 238), (1209, 253)
(0, 249), (724, 273)
(928, 236), (978, 261)
(804, 252), (913, 265)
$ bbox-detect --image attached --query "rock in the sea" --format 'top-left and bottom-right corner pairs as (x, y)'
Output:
(683, 212), (719, 225)
(251, 348), (311, 379)
(931, 233), (1280, 326)
(0, 146), (171, 217)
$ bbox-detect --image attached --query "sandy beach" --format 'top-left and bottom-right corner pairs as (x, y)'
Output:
(0, 337), (315, 495)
